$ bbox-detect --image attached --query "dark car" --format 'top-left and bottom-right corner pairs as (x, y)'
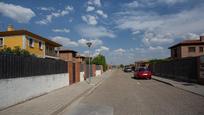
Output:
(134, 67), (152, 79)
(123, 67), (132, 72)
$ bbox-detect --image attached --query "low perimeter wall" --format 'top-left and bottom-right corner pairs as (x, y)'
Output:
(0, 73), (69, 110)
(80, 72), (85, 82)
(96, 70), (102, 76)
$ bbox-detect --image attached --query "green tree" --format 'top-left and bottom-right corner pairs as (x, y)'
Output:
(120, 64), (124, 68)
(91, 54), (108, 71)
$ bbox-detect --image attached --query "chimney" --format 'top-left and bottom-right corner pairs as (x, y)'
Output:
(7, 24), (14, 31)
(200, 36), (204, 42)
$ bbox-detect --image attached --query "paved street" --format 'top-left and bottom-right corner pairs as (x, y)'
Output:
(60, 69), (204, 115)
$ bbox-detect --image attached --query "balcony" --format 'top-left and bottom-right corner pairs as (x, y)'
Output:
(45, 46), (59, 59)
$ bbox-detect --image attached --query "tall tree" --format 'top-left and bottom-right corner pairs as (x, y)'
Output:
(91, 54), (108, 71)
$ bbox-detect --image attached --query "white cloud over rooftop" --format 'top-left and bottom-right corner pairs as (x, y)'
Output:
(0, 2), (35, 23)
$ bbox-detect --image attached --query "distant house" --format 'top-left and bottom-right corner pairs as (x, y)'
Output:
(169, 36), (204, 59)
(75, 55), (86, 63)
(59, 49), (77, 62)
(135, 60), (149, 68)
(0, 25), (61, 58)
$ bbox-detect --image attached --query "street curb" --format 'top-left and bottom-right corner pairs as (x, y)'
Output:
(153, 77), (204, 98)
(51, 86), (92, 115)
(152, 78), (174, 86)
(51, 72), (110, 115)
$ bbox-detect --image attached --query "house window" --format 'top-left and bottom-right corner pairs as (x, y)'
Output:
(188, 47), (196, 53)
(199, 47), (203, 52)
(0, 38), (3, 47)
(29, 38), (34, 48)
(39, 42), (43, 50)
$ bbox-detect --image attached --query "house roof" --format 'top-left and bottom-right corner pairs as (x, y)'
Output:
(0, 30), (62, 47)
(59, 49), (77, 53)
(76, 55), (86, 58)
(169, 39), (204, 49)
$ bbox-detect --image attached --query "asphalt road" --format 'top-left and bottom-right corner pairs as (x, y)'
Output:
(61, 69), (204, 115)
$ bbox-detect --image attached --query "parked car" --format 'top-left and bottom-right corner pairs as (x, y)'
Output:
(134, 67), (152, 79)
(123, 67), (132, 72)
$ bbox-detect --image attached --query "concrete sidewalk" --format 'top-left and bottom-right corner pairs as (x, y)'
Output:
(0, 71), (112, 115)
(153, 75), (204, 97)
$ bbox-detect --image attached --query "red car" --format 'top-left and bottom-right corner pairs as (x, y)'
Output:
(134, 67), (152, 79)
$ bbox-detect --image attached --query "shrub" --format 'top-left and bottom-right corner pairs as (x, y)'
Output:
(0, 46), (33, 57)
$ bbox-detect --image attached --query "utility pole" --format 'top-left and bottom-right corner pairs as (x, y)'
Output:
(86, 42), (92, 84)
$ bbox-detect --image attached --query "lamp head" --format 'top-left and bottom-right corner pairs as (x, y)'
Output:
(86, 42), (92, 48)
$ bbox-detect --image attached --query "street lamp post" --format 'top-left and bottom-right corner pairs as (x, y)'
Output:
(86, 42), (92, 84)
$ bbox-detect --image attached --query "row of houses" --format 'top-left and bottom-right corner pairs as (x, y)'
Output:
(0, 25), (88, 63)
(0, 25), (105, 110)
(133, 35), (204, 84)
(134, 35), (204, 68)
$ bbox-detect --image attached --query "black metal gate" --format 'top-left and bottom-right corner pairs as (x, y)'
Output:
(86, 64), (92, 78)
(72, 63), (76, 83)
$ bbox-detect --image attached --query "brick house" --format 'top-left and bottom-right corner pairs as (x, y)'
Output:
(75, 55), (86, 63)
(59, 49), (77, 62)
(169, 36), (204, 59)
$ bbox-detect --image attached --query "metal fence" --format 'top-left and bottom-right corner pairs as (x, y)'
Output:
(80, 64), (84, 72)
(149, 57), (198, 82)
(0, 54), (68, 79)
(96, 65), (101, 70)
(86, 64), (93, 78)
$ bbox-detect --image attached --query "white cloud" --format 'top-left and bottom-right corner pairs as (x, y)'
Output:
(35, 20), (47, 25)
(124, 1), (140, 8)
(142, 32), (174, 46)
(52, 36), (78, 47)
(36, 5), (73, 25)
(88, 0), (101, 7)
(132, 30), (141, 35)
(116, 5), (204, 46)
(86, 6), (95, 12)
(94, 46), (109, 56)
(0, 2), (35, 23)
(52, 28), (70, 33)
(114, 48), (126, 55)
(38, 7), (54, 11)
(77, 25), (116, 39)
(148, 46), (164, 51)
(158, 0), (187, 5)
(96, 10), (108, 18)
(81, 15), (98, 25)
(65, 6), (74, 11)
(182, 33), (200, 40)
(96, 46), (109, 52)
(107, 46), (167, 64)
(78, 38), (103, 47)
(124, 0), (188, 9)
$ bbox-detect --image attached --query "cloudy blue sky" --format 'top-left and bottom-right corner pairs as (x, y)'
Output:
(0, 0), (204, 64)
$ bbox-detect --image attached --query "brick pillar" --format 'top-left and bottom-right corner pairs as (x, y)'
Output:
(75, 62), (80, 82)
(68, 62), (73, 85)
(92, 64), (96, 77)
